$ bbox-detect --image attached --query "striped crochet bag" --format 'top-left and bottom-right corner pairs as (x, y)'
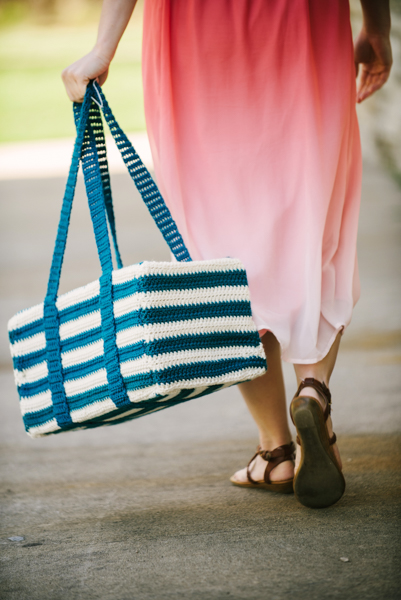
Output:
(8, 82), (267, 438)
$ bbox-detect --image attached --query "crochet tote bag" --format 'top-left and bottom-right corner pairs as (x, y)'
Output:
(8, 82), (267, 438)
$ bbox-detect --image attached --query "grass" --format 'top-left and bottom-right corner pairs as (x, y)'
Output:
(0, 15), (146, 143)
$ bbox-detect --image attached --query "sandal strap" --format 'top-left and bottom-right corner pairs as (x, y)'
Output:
(296, 431), (337, 446)
(293, 377), (332, 420)
(246, 442), (296, 485)
(246, 450), (262, 484)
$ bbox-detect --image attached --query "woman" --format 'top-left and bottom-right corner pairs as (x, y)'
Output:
(62, 0), (392, 508)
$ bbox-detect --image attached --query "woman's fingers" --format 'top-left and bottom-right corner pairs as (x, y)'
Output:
(357, 64), (391, 103)
(356, 67), (391, 103)
(61, 68), (89, 103)
(354, 29), (392, 103)
(357, 67), (374, 103)
(62, 49), (111, 102)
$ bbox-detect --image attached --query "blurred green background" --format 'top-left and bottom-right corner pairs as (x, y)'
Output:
(0, 0), (145, 142)
(0, 0), (400, 186)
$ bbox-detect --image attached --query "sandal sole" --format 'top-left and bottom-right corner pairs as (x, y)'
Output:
(230, 478), (294, 494)
(291, 397), (345, 508)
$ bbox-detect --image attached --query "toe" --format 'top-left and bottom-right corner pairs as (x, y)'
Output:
(230, 466), (248, 483)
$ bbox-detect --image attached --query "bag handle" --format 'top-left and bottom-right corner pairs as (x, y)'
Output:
(74, 81), (192, 272)
(45, 90), (93, 302)
(75, 100), (123, 270)
(44, 87), (130, 428)
(46, 82), (192, 301)
(90, 81), (192, 264)
(43, 90), (93, 428)
(43, 90), (133, 428)
(72, 101), (117, 276)
(43, 82), (192, 428)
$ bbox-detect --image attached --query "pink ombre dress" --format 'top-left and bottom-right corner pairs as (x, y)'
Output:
(142, 0), (362, 364)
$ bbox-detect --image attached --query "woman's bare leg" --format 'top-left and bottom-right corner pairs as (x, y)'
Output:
(293, 330), (343, 471)
(231, 332), (294, 483)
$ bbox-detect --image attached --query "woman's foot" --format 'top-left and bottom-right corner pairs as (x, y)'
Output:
(235, 332), (294, 492)
(230, 442), (295, 493)
(231, 451), (294, 484)
(291, 378), (345, 508)
(295, 385), (342, 473)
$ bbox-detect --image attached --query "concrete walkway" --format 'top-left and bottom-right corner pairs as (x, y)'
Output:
(0, 154), (400, 599)
(0, 133), (154, 181)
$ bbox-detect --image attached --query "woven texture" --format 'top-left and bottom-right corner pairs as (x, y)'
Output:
(8, 82), (266, 438)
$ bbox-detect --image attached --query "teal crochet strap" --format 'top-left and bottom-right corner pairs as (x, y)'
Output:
(73, 101), (123, 270)
(73, 105), (115, 275)
(43, 90), (92, 428)
(44, 87), (131, 429)
(76, 99), (131, 410)
(89, 104), (123, 269)
(91, 81), (192, 263)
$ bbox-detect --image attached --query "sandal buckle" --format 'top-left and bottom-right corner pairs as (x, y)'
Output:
(259, 450), (271, 461)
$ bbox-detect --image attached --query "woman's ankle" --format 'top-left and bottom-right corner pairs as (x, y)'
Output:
(259, 432), (293, 450)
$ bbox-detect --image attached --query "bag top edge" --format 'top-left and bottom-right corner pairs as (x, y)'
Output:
(8, 257), (248, 332)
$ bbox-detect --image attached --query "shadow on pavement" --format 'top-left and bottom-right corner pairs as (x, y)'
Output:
(0, 162), (400, 599)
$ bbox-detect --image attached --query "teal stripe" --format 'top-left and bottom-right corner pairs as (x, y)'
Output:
(9, 298), (100, 343)
(60, 327), (102, 353)
(19, 377), (49, 397)
(15, 330), (261, 393)
(10, 269), (247, 343)
(111, 279), (138, 301)
(62, 343), (144, 380)
(118, 341), (146, 362)
(81, 387), (207, 427)
(59, 296), (99, 324)
(67, 357), (263, 410)
(124, 357), (265, 390)
(113, 270), (248, 298)
(9, 318), (43, 343)
(125, 301), (251, 328)
(13, 337), (142, 373)
(23, 405), (54, 428)
(67, 384), (110, 410)
(62, 355), (104, 381)
(22, 381), (227, 430)
(22, 370), (255, 433)
(78, 387), (199, 427)
(10, 296), (250, 348)
(13, 301), (251, 367)
(13, 349), (46, 372)
(147, 331), (260, 356)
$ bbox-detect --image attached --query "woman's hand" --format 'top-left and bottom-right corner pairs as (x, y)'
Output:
(354, 29), (392, 103)
(61, 0), (137, 102)
(62, 47), (110, 103)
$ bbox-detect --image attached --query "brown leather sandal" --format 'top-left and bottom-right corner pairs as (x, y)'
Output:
(230, 442), (295, 494)
(290, 378), (345, 508)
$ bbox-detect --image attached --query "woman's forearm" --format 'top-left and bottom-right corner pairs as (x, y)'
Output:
(359, 0), (391, 36)
(62, 0), (138, 101)
(95, 0), (138, 62)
